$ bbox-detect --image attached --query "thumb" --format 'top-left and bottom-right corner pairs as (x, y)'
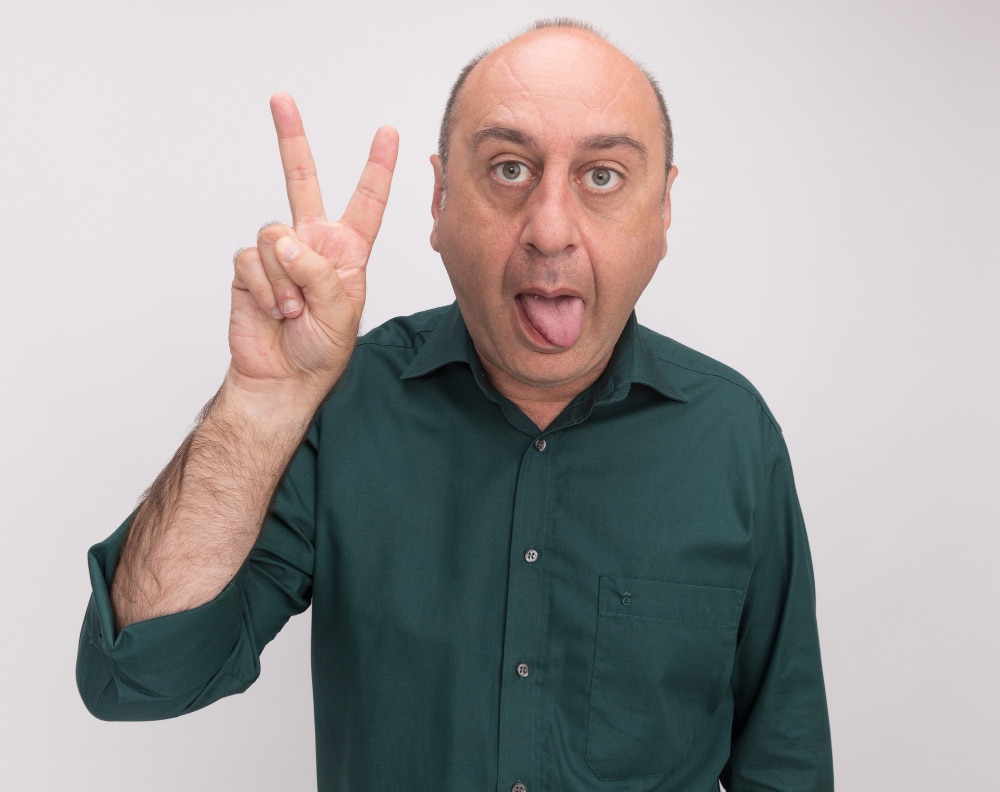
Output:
(275, 236), (363, 337)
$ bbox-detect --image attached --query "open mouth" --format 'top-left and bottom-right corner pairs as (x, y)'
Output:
(516, 293), (585, 349)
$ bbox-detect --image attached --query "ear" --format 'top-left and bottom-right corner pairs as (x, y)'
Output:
(430, 154), (445, 252)
(660, 165), (679, 259)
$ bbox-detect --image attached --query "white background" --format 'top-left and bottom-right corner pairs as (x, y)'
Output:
(1, 0), (997, 788)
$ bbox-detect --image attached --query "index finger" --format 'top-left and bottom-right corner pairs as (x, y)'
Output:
(270, 93), (327, 226)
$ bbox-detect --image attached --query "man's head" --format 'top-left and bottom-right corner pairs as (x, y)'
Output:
(430, 20), (679, 409)
(437, 20), (674, 188)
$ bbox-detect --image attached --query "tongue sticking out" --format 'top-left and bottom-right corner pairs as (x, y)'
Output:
(519, 294), (585, 348)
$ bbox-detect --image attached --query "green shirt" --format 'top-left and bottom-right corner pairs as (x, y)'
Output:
(78, 304), (833, 791)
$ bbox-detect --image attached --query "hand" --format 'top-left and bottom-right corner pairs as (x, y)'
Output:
(229, 93), (398, 400)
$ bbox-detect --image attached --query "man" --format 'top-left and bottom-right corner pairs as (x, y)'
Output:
(78, 19), (833, 791)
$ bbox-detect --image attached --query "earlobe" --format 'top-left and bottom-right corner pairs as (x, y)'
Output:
(430, 154), (444, 251)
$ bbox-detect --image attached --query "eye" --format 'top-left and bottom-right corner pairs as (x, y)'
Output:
(584, 167), (621, 190)
(493, 161), (531, 183)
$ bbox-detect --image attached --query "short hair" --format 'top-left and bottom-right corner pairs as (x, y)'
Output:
(437, 19), (673, 177)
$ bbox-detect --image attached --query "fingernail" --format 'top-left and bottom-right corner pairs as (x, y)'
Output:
(281, 298), (301, 315)
(270, 307), (283, 320)
(276, 237), (299, 261)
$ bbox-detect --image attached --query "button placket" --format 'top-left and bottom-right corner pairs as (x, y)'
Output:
(497, 433), (552, 790)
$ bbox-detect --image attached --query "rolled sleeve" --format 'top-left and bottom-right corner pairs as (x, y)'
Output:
(76, 427), (319, 721)
(76, 518), (259, 720)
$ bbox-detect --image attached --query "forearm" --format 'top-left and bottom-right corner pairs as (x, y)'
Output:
(110, 378), (322, 630)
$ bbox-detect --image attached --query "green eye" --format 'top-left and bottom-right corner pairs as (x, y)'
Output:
(494, 161), (530, 183)
(586, 167), (621, 189)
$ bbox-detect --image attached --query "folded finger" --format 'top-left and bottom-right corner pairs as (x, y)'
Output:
(233, 247), (282, 320)
(256, 223), (306, 318)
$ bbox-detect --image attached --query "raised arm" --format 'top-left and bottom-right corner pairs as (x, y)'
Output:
(110, 95), (398, 630)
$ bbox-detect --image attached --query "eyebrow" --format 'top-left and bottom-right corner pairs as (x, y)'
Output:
(582, 134), (648, 160)
(471, 126), (536, 150)
(470, 126), (648, 161)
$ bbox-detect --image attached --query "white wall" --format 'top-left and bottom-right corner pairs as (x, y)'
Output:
(1, 0), (996, 788)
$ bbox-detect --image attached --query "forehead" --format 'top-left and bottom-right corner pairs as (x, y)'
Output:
(454, 30), (663, 157)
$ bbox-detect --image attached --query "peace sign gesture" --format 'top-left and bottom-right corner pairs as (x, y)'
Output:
(229, 93), (398, 403)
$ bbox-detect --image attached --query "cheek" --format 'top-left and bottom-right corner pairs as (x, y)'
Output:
(439, 200), (523, 283)
(440, 185), (513, 248)
(450, 174), (527, 232)
(438, 229), (505, 311)
(589, 219), (663, 308)
(600, 263), (658, 312)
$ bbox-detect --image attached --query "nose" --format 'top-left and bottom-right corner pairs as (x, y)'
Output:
(519, 171), (581, 256)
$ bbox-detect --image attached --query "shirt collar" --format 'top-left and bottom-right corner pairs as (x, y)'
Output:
(590, 312), (688, 405)
(400, 303), (478, 379)
(401, 303), (687, 405)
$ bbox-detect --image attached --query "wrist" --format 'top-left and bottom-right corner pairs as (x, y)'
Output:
(213, 367), (329, 432)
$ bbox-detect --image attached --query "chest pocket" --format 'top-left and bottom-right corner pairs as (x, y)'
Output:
(585, 576), (745, 781)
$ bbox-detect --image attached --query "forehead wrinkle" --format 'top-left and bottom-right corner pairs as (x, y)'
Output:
(595, 71), (659, 143)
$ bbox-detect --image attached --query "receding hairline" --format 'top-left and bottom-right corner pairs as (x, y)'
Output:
(437, 19), (673, 174)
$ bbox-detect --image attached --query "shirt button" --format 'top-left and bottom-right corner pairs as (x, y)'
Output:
(516, 662), (530, 678)
(534, 438), (547, 452)
(512, 783), (527, 792)
(524, 548), (539, 563)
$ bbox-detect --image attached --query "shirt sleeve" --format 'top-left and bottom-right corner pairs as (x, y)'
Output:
(721, 431), (835, 791)
(76, 427), (319, 721)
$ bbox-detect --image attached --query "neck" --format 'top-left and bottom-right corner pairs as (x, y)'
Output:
(478, 358), (605, 432)
(513, 399), (568, 432)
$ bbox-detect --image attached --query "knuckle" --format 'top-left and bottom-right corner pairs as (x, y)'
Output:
(256, 222), (291, 245)
(233, 247), (259, 272)
(356, 179), (388, 207)
(234, 262), (259, 287)
(284, 165), (317, 183)
(234, 257), (274, 297)
(269, 271), (293, 288)
(232, 246), (252, 266)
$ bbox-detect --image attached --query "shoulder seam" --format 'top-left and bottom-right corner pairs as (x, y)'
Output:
(653, 355), (782, 435)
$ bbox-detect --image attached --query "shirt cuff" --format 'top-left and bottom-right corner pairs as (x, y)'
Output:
(79, 516), (250, 707)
